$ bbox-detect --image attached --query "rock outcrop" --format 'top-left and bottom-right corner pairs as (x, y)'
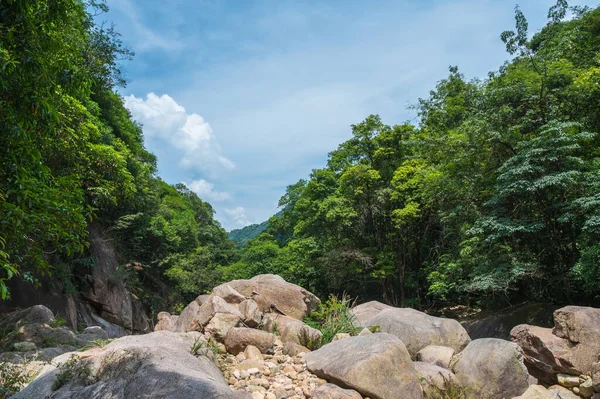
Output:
(13, 331), (249, 399)
(304, 333), (423, 399)
(511, 306), (600, 387)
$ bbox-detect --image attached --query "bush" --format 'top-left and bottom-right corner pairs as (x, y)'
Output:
(0, 361), (35, 396)
(304, 295), (360, 348)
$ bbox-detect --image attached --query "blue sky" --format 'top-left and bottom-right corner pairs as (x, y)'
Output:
(104, 0), (595, 231)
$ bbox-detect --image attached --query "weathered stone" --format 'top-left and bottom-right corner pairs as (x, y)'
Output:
(213, 285), (247, 304)
(414, 361), (456, 396)
(451, 338), (529, 399)
(154, 311), (179, 332)
(557, 374), (580, 388)
(175, 295), (242, 333)
(244, 345), (264, 361)
(553, 306), (600, 344)
(357, 305), (470, 356)
(263, 313), (322, 347)
(592, 361), (600, 392)
(13, 331), (250, 399)
(311, 383), (363, 399)
(240, 299), (263, 328)
(580, 379), (595, 398)
(511, 324), (597, 384)
(205, 313), (241, 340)
(305, 334), (423, 399)
(214, 274), (320, 320)
(283, 342), (310, 357)
(416, 345), (455, 369)
(12, 342), (37, 352)
(225, 327), (275, 355)
(350, 301), (392, 327)
(513, 385), (554, 399)
(548, 385), (581, 399)
(332, 333), (351, 342)
(0, 305), (55, 330)
(357, 328), (372, 336)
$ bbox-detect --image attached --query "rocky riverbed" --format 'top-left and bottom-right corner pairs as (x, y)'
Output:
(2, 274), (600, 399)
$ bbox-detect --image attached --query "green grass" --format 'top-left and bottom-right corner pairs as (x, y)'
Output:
(303, 295), (361, 349)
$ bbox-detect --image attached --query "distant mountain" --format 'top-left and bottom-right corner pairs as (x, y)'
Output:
(228, 220), (269, 246)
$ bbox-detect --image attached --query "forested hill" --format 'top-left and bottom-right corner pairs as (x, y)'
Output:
(226, 3), (600, 308)
(0, 0), (234, 309)
(228, 221), (269, 246)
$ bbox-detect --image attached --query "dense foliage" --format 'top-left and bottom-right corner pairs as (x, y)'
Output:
(228, 220), (270, 247)
(0, 0), (233, 308)
(231, 2), (600, 308)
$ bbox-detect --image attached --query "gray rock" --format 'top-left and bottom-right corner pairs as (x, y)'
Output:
(350, 301), (392, 327)
(311, 383), (363, 399)
(205, 313), (241, 340)
(154, 311), (179, 332)
(262, 313), (322, 347)
(175, 295), (242, 333)
(12, 342), (37, 352)
(224, 327), (275, 355)
(359, 305), (471, 356)
(414, 362), (457, 396)
(0, 305), (55, 330)
(13, 331), (250, 399)
(451, 338), (529, 399)
(240, 299), (263, 328)
(513, 385), (554, 399)
(304, 333), (423, 399)
(213, 284), (247, 304)
(416, 345), (455, 368)
(283, 341), (310, 356)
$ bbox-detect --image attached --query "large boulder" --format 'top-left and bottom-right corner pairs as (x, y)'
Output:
(239, 299), (262, 328)
(416, 345), (455, 368)
(350, 301), (392, 327)
(224, 327), (275, 355)
(451, 338), (529, 399)
(214, 274), (320, 320)
(12, 331), (250, 399)
(511, 306), (600, 384)
(304, 333), (423, 399)
(174, 295), (242, 333)
(414, 362), (457, 396)
(354, 304), (471, 356)
(0, 305), (55, 330)
(262, 313), (322, 347)
(513, 385), (555, 399)
(311, 383), (363, 399)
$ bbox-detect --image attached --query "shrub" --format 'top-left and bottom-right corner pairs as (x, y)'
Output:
(0, 361), (35, 395)
(304, 294), (360, 348)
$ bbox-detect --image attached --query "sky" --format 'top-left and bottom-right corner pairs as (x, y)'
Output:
(103, 0), (596, 231)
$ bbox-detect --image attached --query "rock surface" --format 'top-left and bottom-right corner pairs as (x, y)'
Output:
(225, 328), (275, 355)
(13, 331), (249, 399)
(304, 334), (423, 399)
(214, 274), (320, 320)
(356, 304), (471, 356)
(451, 338), (529, 399)
(416, 345), (455, 368)
(312, 383), (363, 399)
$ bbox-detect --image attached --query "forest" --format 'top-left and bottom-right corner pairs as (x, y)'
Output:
(2, 0), (600, 316)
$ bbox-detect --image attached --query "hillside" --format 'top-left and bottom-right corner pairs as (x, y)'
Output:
(228, 220), (270, 246)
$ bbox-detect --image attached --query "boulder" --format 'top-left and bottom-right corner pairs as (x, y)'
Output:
(262, 313), (322, 347)
(214, 274), (320, 320)
(224, 327), (275, 355)
(239, 299), (263, 328)
(553, 306), (600, 344)
(175, 295), (242, 333)
(592, 361), (600, 392)
(548, 385), (580, 399)
(416, 345), (455, 368)
(2, 323), (87, 350)
(513, 385), (554, 399)
(12, 331), (250, 399)
(243, 345), (264, 361)
(311, 383), (363, 399)
(304, 333), (423, 399)
(283, 342), (310, 356)
(451, 338), (529, 399)
(205, 313), (241, 340)
(213, 285), (247, 304)
(0, 305), (55, 330)
(350, 301), (392, 327)
(154, 311), (179, 332)
(414, 362), (457, 396)
(357, 305), (471, 356)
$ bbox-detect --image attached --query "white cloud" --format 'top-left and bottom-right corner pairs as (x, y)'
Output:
(124, 93), (235, 175)
(186, 179), (231, 202)
(224, 207), (252, 227)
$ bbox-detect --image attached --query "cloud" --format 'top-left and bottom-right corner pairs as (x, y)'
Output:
(124, 93), (234, 176)
(186, 179), (231, 202)
(224, 207), (252, 227)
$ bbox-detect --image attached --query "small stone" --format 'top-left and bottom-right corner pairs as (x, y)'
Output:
(237, 353), (247, 362)
(573, 387), (581, 395)
(252, 392), (265, 399)
(241, 370), (250, 379)
(580, 379), (595, 398)
(234, 370), (241, 379)
(558, 374), (581, 388)
(229, 376), (237, 385)
(263, 368), (271, 376)
(245, 345), (264, 361)
(248, 367), (260, 375)
(247, 385), (267, 394)
(332, 333), (351, 341)
(266, 393), (277, 399)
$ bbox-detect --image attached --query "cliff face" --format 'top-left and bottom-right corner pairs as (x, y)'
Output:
(0, 223), (149, 336)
